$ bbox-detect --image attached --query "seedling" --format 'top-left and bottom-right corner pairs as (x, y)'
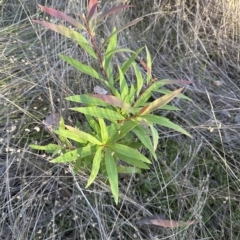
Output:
(30, 0), (192, 204)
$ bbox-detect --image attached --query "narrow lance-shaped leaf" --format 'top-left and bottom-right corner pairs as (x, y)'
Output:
(139, 88), (183, 115)
(142, 114), (192, 137)
(102, 18), (143, 47)
(134, 89), (152, 107)
(32, 21), (97, 58)
(134, 79), (191, 107)
(85, 114), (100, 133)
(86, 146), (103, 188)
(59, 54), (105, 81)
(129, 84), (136, 104)
(97, 5), (134, 22)
(115, 47), (144, 82)
(88, 0), (98, 18)
(58, 117), (72, 147)
(54, 129), (87, 143)
(150, 125), (159, 152)
(66, 94), (108, 106)
(90, 94), (133, 113)
(29, 144), (63, 153)
(132, 125), (157, 160)
(118, 67), (129, 101)
(98, 118), (108, 143)
(104, 48), (135, 59)
(66, 125), (102, 144)
(87, 0), (98, 21)
(33, 20), (87, 42)
(108, 120), (138, 144)
(51, 145), (97, 163)
(109, 143), (151, 164)
(37, 5), (86, 30)
(103, 27), (117, 85)
(154, 89), (192, 101)
(159, 105), (180, 111)
(105, 149), (119, 204)
(55, 126), (102, 145)
(115, 152), (150, 169)
(71, 107), (125, 121)
(132, 62), (143, 97)
(117, 166), (141, 174)
(145, 46), (152, 83)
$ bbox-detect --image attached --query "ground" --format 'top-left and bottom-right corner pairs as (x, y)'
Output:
(0, 0), (240, 239)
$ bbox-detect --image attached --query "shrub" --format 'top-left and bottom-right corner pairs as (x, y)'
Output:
(30, 0), (192, 204)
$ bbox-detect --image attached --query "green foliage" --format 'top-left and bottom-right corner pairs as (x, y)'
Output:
(30, 0), (192, 204)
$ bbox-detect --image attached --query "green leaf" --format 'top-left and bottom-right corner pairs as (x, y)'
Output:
(105, 149), (119, 204)
(159, 105), (180, 111)
(32, 21), (97, 58)
(76, 42), (98, 59)
(51, 145), (97, 163)
(128, 84), (136, 104)
(86, 146), (103, 188)
(66, 94), (108, 106)
(29, 144), (63, 153)
(141, 114), (192, 137)
(98, 118), (108, 143)
(118, 67), (129, 101)
(108, 120), (138, 144)
(53, 129), (86, 144)
(85, 114), (100, 133)
(115, 47), (144, 81)
(109, 143), (151, 164)
(134, 89), (152, 107)
(102, 18), (143, 47)
(117, 166), (141, 174)
(145, 46), (152, 84)
(132, 125), (157, 160)
(120, 141), (143, 149)
(105, 48), (135, 59)
(115, 152), (150, 169)
(59, 54), (105, 81)
(132, 62), (143, 97)
(120, 47), (144, 76)
(55, 126), (102, 145)
(37, 5), (86, 30)
(58, 117), (71, 146)
(103, 27), (117, 84)
(71, 107), (125, 121)
(134, 79), (180, 107)
(149, 125), (159, 152)
(140, 88), (183, 115)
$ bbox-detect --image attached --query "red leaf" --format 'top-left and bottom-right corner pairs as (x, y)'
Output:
(98, 5), (134, 22)
(88, 0), (98, 17)
(37, 5), (86, 30)
(88, 3), (98, 21)
(140, 59), (151, 75)
(136, 215), (195, 228)
(90, 94), (132, 112)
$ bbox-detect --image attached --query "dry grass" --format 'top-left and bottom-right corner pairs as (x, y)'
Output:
(1, 0), (240, 239)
